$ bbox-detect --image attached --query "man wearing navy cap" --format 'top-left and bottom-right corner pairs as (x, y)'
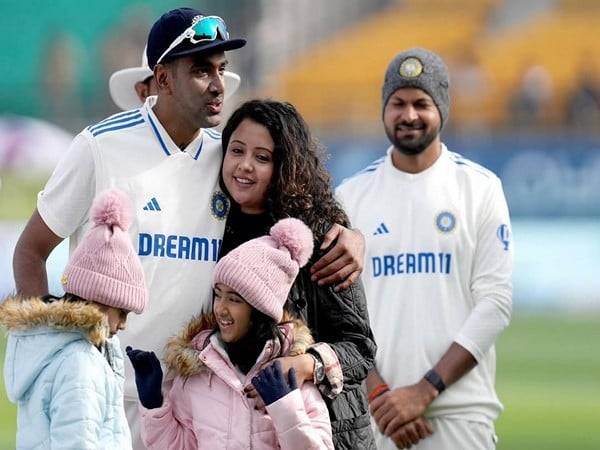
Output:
(108, 45), (241, 111)
(14, 8), (366, 448)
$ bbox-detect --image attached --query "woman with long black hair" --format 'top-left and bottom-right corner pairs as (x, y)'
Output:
(219, 99), (377, 449)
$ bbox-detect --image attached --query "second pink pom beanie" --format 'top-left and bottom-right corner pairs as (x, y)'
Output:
(62, 189), (148, 314)
(213, 218), (314, 322)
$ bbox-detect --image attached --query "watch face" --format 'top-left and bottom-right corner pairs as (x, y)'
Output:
(314, 359), (325, 383)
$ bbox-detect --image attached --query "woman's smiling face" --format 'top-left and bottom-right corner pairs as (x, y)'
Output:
(222, 118), (275, 214)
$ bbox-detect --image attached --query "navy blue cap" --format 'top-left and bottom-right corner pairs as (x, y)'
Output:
(146, 8), (246, 69)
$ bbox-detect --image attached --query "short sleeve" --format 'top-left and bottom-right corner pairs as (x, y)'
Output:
(37, 133), (96, 238)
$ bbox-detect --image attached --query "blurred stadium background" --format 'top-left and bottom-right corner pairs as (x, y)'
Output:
(1, 0), (599, 448)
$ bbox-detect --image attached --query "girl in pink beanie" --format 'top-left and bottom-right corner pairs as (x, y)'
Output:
(127, 218), (334, 450)
(0, 189), (148, 449)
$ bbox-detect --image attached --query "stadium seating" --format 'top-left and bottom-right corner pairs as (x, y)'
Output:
(475, 5), (600, 127)
(271, 0), (600, 130)
(270, 0), (498, 130)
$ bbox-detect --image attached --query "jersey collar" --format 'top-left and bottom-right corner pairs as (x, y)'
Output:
(142, 96), (205, 160)
(385, 143), (449, 182)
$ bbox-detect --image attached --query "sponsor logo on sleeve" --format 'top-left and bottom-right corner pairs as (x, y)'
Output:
(497, 224), (511, 251)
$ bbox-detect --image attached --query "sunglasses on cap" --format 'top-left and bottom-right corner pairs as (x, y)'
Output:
(156, 15), (229, 65)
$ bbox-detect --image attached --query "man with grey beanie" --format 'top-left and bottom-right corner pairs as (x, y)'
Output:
(336, 48), (513, 449)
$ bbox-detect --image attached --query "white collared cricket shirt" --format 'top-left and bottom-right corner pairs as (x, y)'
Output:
(336, 145), (513, 424)
(38, 96), (228, 399)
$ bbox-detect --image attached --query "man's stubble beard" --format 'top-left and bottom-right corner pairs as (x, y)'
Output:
(385, 125), (439, 156)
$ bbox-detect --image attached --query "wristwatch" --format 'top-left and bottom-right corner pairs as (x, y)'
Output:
(309, 353), (325, 385)
(424, 369), (446, 394)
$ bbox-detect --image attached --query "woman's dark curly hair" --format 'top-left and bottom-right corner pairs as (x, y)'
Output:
(221, 99), (349, 241)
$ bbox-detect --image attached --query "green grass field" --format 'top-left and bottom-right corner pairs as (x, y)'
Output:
(494, 313), (600, 450)
(0, 172), (46, 221)
(0, 313), (598, 449)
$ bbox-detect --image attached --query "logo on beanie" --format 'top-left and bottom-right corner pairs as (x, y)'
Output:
(399, 57), (423, 79)
(61, 274), (68, 286)
(211, 191), (230, 220)
(435, 211), (456, 233)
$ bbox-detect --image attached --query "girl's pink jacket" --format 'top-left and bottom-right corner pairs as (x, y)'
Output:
(140, 314), (334, 449)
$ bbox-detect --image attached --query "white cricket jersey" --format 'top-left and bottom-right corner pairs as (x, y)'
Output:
(38, 96), (229, 399)
(336, 144), (513, 424)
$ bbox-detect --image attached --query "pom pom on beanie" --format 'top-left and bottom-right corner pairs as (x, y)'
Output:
(270, 218), (314, 267)
(91, 189), (132, 230)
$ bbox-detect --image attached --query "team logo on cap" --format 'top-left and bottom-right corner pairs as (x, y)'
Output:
(435, 211), (456, 233)
(399, 57), (423, 78)
(211, 191), (230, 220)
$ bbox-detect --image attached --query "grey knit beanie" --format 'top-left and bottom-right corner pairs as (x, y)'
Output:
(382, 48), (450, 128)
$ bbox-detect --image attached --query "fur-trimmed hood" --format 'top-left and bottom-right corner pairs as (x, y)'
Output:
(0, 296), (109, 346)
(0, 297), (131, 447)
(164, 311), (314, 378)
(0, 296), (112, 402)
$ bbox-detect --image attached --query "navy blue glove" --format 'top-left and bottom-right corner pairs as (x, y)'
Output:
(126, 346), (164, 409)
(251, 360), (298, 406)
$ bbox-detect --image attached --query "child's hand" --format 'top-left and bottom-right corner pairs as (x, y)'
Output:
(243, 384), (267, 412)
(126, 346), (164, 409)
(251, 360), (298, 406)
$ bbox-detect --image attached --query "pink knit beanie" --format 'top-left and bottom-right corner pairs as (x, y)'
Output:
(62, 189), (148, 314)
(213, 218), (314, 322)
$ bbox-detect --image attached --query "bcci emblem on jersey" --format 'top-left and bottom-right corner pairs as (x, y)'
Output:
(211, 191), (230, 220)
(435, 211), (456, 233)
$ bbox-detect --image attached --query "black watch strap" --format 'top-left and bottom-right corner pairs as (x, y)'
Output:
(424, 369), (446, 394)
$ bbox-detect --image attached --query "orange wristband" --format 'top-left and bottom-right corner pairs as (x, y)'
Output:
(368, 383), (390, 403)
